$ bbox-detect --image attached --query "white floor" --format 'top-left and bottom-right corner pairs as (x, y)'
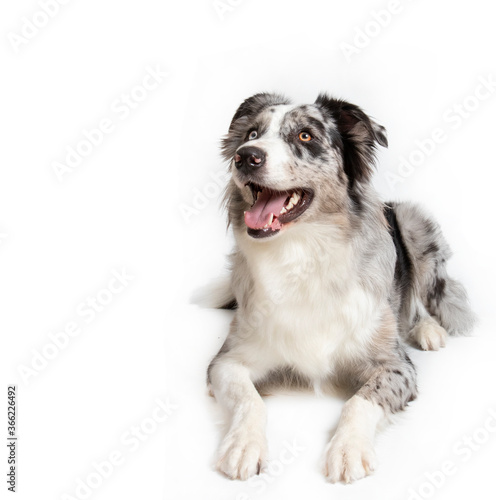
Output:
(166, 308), (496, 500)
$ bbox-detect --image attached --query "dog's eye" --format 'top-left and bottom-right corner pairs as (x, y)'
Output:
(299, 131), (312, 142)
(248, 130), (258, 140)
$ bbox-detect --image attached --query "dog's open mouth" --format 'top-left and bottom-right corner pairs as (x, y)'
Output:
(244, 183), (314, 238)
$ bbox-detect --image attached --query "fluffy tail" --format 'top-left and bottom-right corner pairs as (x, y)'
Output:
(429, 274), (476, 335)
(390, 201), (476, 336)
(191, 275), (237, 309)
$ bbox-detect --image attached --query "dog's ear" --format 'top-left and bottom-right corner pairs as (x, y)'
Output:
(222, 93), (290, 160)
(315, 94), (387, 186)
(228, 92), (290, 130)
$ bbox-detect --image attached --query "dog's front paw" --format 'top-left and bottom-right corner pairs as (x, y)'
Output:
(411, 317), (448, 351)
(324, 432), (377, 484)
(217, 427), (267, 480)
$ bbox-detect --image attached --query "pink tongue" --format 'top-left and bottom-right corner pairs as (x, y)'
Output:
(245, 189), (289, 229)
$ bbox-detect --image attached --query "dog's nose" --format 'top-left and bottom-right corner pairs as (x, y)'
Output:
(234, 146), (266, 174)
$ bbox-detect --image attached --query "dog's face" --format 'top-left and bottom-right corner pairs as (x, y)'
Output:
(222, 93), (388, 239)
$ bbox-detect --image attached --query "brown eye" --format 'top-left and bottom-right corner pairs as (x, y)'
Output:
(299, 131), (312, 142)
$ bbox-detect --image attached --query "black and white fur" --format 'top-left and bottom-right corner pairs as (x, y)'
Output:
(206, 93), (475, 483)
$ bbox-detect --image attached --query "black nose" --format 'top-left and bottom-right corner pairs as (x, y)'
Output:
(234, 146), (266, 174)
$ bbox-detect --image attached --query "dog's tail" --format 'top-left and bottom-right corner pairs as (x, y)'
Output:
(191, 274), (237, 310)
(430, 274), (476, 335)
(388, 201), (476, 335)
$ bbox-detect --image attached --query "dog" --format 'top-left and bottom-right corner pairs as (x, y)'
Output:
(205, 92), (475, 483)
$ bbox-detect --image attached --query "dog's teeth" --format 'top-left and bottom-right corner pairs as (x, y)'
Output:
(291, 192), (301, 204)
(267, 214), (273, 225)
(284, 192), (300, 212)
(280, 207), (287, 215)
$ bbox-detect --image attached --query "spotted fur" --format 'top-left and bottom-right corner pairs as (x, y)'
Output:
(206, 93), (475, 483)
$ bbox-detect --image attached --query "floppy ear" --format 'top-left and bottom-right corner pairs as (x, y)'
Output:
(315, 94), (387, 186)
(221, 93), (291, 161)
(228, 92), (290, 131)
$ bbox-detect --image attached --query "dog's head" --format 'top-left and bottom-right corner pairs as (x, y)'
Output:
(222, 92), (387, 239)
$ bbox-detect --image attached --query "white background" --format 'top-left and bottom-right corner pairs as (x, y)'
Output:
(1, 1), (495, 499)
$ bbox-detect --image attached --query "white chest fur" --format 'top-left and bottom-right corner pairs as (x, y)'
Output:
(235, 226), (381, 380)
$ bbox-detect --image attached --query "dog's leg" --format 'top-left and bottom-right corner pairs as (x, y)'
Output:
(208, 355), (267, 480)
(324, 394), (382, 483)
(406, 294), (448, 350)
(409, 305), (448, 351)
(324, 351), (417, 483)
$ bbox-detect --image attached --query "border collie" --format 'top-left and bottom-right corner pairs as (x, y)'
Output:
(206, 93), (475, 483)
